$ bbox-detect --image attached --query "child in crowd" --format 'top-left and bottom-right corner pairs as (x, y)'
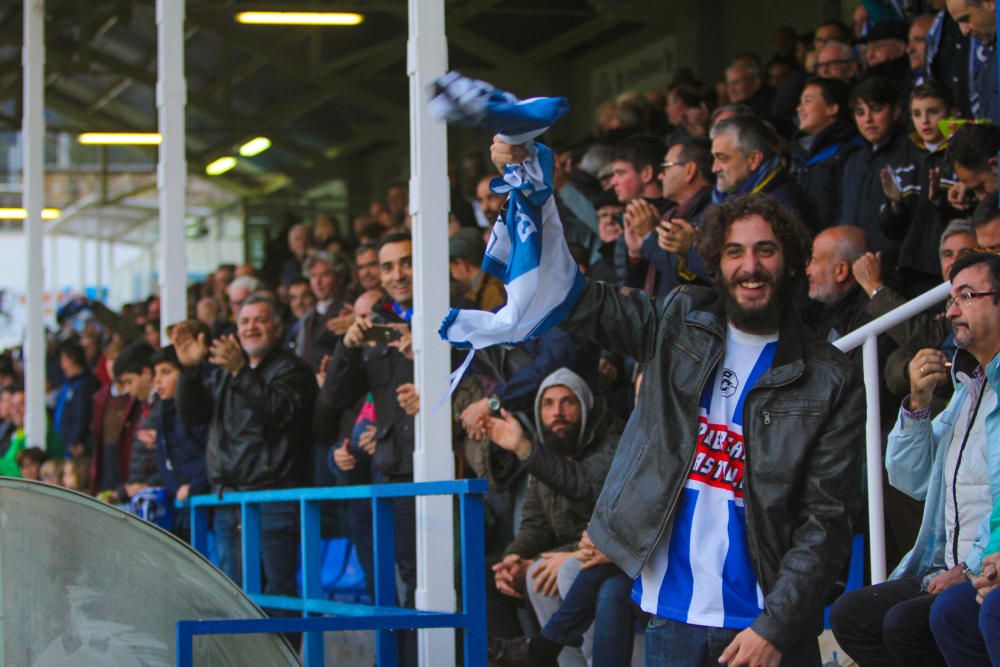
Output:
(112, 342), (161, 499)
(16, 446), (46, 480)
(39, 458), (63, 486)
(151, 345), (208, 538)
(62, 457), (91, 493)
(880, 80), (963, 296)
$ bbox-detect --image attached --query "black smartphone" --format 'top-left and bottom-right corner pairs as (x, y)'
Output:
(361, 324), (402, 344)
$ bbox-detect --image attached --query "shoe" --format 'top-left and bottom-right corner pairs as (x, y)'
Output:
(486, 635), (557, 667)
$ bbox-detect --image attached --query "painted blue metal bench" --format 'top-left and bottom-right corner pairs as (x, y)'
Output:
(179, 479), (488, 667)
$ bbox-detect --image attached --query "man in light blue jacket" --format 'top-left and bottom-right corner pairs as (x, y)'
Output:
(831, 252), (1000, 666)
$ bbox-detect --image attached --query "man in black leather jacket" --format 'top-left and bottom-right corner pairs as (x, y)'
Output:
(560, 194), (865, 666)
(171, 293), (317, 629)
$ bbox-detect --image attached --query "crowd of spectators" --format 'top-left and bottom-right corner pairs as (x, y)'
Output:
(2, 1), (1000, 665)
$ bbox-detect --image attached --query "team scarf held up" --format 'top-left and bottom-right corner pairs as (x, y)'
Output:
(430, 72), (585, 390)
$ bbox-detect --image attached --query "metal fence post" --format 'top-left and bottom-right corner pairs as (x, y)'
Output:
(300, 499), (324, 667)
(241, 502), (262, 594)
(863, 335), (887, 583)
(460, 490), (487, 667)
(373, 496), (398, 667)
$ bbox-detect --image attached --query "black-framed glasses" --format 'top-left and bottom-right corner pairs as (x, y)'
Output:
(974, 244), (1000, 254)
(660, 160), (688, 170)
(945, 290), (1000, 310)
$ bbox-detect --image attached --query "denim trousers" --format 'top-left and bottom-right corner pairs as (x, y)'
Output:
(929, 581), (999, 667)
(541, 563), (636, 667)
(644, 616), (820, 667)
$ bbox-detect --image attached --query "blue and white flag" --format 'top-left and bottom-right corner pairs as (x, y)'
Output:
(431, 73), (585, 365)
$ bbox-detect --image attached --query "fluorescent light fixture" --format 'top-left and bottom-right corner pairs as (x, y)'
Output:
(239, 136), (272, 157)
(205, 156), (237, 176)
(0, 208), (61, 220)
(78, 132), (162, 145)
(235, 11), (364, 26)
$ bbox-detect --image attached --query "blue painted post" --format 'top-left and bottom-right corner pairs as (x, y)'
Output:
(190, 504), (209, 557)
(241, 501), (262, 595)
(300, 499), (324, 667)
(373, 497), (398, 667)
(460, 491), (487, 667)
(175, 621), (194, 667)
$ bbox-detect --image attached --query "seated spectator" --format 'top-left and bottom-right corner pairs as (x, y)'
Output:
(859, 20), (915, 101)
(664, 86), (709, 144)
(17, 446), (46, 480)
(54, 340), (98, 458)
(151, 345), (208, 538)
(709, 115), (817, 223)
(977, 204), (1000, 253)
(790, 77), (860, 231)
(62, 456), (90, 493)
(0, 385), (24, 477)
(485, 369), (623, 660)
(803, 226), (873, 342)
(880, 81), (963, 297)
(831, 253), (1000, 666)
(623, 136), (715, 295)
(945, 0), (999, 124)
(39, 458), (62, 485)
(853, 219), (977, 401)
(283, 276), (315, 352)
(449, 228), (506, 311)
(225, 275), (262, 323)
(841, 75), (923, 287)
(931, 491), (1000, 666)
(949, 123), (1000, 220)
(815, 40), (861, 82)
(725, 56), (774, 122)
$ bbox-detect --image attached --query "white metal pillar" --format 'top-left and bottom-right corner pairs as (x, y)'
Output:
(22, 0), (46, 447)
(95, 236), (103, 302)
(78, 229), (87, 294)
(157, 0), (187, 341)
(407, 1), (455, 664)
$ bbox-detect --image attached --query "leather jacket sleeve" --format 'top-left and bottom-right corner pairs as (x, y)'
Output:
(522, 428), (618, 504)
(176, 364), (214, 426)
(560, 277), (674, 365)
(749, 368), (865, 652)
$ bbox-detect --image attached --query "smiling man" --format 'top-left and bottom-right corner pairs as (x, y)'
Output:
(558, 193), (864, 666)
(171, 293), (317, 646)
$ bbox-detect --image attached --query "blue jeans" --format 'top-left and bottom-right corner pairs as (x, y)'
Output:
(541, 563), (635, 667)
(644, 616), (820, 667)
(930, 581), (994, 666)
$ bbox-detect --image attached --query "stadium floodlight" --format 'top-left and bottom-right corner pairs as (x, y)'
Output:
(239, 137), (272, 157)
(78, 132), (162, 145)
(205, 156), (237, 176)
(235, 11), (364, 26)
(0, 208), (61, 220)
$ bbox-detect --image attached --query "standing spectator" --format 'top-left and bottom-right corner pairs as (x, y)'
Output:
(112, 342), (160, 499)
(54, 340), (98, 458)
(840, 75), (923, 287)
(298, 251), (352, 372)
(0, 386), (25, 476)
(948, 123), (1000, 218)
(803, 226), (873, 342)
(925, 4), (975, 117)
(880, 81), (963, 297)
(90, 339), (141, 498)
(280, 223), (313, 287)
(151, 345), (208, 539)
(909, 14), (936, 81)
(449, 228), (506, 312)
(725, 57), (774, 121)
(859, 21), (916, 101)
(790, 77), (860, 231)
(945, 0), (999, 124)
(815, 41), (862, 82)
(354, 243), (381, 292)
(171, 293), (316, 637)
(17, 447), (46, 480)
(283, 277), (316, 354)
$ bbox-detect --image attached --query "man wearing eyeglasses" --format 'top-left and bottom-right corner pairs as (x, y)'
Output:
(815, 41), (861, 83)
(831, 252), (1000, 666)
(974, 205), (1000, 255)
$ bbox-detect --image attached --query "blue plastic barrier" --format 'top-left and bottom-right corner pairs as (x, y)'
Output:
(180, 480), (487, 667)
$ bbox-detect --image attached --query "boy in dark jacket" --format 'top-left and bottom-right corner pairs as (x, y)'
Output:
(54, 340), (99, 459)
(840, 75), (924, 288)
(152, 346), (208, 539)
(879, 81), (963, 297)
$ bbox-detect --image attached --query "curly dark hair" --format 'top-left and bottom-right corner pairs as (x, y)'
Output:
(697, 193), (812, 290)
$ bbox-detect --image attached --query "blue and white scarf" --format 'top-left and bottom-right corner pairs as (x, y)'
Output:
(430, 72), (585, 386)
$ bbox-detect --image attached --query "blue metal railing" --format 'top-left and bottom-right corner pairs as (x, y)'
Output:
(180, 479), (488, 667)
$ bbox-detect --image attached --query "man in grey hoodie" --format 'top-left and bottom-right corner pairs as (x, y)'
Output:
(487, 368), (624, 665)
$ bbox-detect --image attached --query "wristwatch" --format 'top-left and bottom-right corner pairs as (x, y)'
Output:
(487, 394), (502, 417)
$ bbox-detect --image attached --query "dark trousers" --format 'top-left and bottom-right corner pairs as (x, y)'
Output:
(929, 581), (995, 666)
(644, 616), (820, 667)
(541, 563), (635, 667)
(214, 503), (302, 647)
(829, 576), (945, 666)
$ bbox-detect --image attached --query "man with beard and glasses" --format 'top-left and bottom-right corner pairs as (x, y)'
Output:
(489, 132), (866, 663)
(485, 368), (624, 666)
(832, 252), (1000, 667)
